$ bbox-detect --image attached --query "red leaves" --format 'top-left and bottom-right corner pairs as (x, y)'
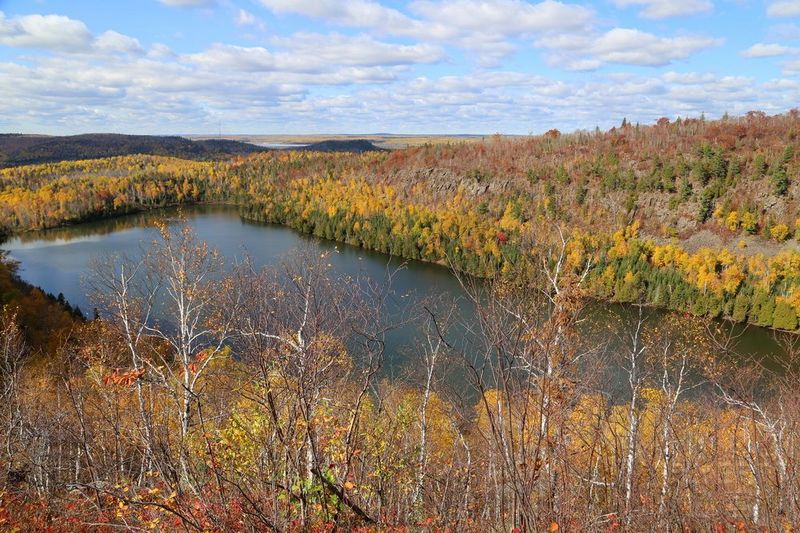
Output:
(188, 350), (209, 374)
(495, 231), (508, 244)
(102, 368), (145, 387)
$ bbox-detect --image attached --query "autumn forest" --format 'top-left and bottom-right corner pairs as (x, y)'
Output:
(1, 111), (800, 530)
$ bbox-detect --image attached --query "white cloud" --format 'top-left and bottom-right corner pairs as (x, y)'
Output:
(272, 33), (444, 67)
(236, 9), (257, 26)
(742, 42), (796, 58)
(148, 43), (174, 59)
(539, 28), (720, 69)
(612, 0), (712, 18)
(767, 1), (800, 17)
(258, 0), (416, 33)
(783, 59), (800, 74)
(0, 11), (93, 50)
(592, 29), (719, 66)
(258, 0), (593, 64)
(234, 9), (268, 32)
(0, 12), (144, 56)
(94, 31), (144, 55)
(408, 0), (593, 36)
(259, 0), (594, 37)
(185, 44), (278, 72)
(185, 34), (443, 74)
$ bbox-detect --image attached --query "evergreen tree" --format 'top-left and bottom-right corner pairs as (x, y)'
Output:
(697, 188), (715, 222)
(772, 166), (789, 196)
(678, 176), (692, 202)
(753, 154), (768, 179)
(773, 300), (798, 330)
(731, 291), (750, 322)
(756, 295), (776, 326)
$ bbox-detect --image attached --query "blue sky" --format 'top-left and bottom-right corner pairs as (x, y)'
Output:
(0, 0), (798, 134)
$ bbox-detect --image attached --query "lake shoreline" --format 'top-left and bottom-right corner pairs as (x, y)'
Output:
(3, 201), (796, 339)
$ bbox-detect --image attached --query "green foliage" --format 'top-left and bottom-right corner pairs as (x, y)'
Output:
(753, 154), (768, 179)
(697, 188), (715, 222)
(732, 290), (750, 322)
(772, 166), (789, 196)
(678, 176), (692, 202)
(773, 300), (798, 330)
(555, 165), (570, 186)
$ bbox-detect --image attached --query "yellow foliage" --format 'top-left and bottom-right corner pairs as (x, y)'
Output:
(771, 223), (790, 242)
(725, 210), (739, 231)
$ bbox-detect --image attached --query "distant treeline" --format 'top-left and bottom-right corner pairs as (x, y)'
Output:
(0, 134), (385, 168)
(0, 133), (268, 167)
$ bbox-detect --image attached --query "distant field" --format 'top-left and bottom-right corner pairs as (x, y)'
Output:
(188, 134), (500, 149)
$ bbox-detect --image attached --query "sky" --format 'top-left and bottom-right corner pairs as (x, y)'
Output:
(0, 0), (798, 135)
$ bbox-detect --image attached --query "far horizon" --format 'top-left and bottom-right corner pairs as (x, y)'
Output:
(2, 111), (765, 139)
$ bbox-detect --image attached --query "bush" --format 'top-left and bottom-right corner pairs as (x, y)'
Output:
(771, 223), (790, 242)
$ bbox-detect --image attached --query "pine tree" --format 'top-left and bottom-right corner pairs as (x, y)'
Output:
(757, 295), (776, 326)
(732, 291), (750, 322)
(772, 167), (789, 196)
(773, 300), (798, 330)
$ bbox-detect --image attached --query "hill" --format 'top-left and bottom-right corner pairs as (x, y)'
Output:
(300, 139), (384, 152)
(0, 133), (268, 167)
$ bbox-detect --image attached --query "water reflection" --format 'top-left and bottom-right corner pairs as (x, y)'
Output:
(2, 205), (791, 383)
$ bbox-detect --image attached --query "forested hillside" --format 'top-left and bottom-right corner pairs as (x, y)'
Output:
(0, 133), (268, 167)
(1, 111), (799, 331)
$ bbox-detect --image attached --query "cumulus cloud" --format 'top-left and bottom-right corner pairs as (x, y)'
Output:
(591, 29), (719, 66)
(539, 28), (720, 69)
(257, 0), (416, 33)
(0, 11), (93, 50)
(0, 11), (145, 57)
(767, 1), (800, 17)
(257, 0), (718, 68)
(185, 34), (442, 74)
(741, 43), (796, 58)
(271, 33), (444, 67)
(94, 31), (145, 55)
(258, 0), (593, 64)
(269, 69), (790, 134)
(610, 0), (712, 19)
(408, 0), (593, 36)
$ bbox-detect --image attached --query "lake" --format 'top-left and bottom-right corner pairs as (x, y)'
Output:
(2, 205), (790, 383)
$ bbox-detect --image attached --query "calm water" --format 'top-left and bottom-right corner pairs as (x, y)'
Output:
(2, 205), (790, 380)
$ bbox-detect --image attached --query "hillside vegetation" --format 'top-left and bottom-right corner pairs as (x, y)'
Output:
(2, 111), (799, 331)
(2, 112), (800, 530)
(0, 226), (798, 531)
(0, 133), (268, 167)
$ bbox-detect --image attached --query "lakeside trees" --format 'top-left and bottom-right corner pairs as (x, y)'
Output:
(0, 226), (799, 530)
